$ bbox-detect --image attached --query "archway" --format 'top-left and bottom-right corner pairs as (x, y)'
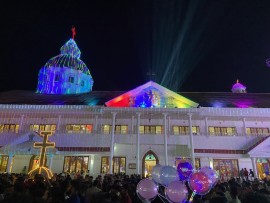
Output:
(142, 150), (159, 178)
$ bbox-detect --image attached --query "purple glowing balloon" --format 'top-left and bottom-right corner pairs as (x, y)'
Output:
(177, 161), (193, 181)
(166, 181), (188, 203)
(188, 171), (211, 195)
(152, 164), (163, 184)
(199, 166), (219, 186)
(160, 166), (179, 186)
(136, 178), (158, 201)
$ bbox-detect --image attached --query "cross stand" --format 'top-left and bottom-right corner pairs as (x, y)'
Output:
(28, 131), (55, 179)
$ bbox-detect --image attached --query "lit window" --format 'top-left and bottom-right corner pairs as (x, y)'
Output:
(115, 125), (128, 134)
(208, 126), (236, 136)
(68, 76), (74, 83)
(30, 124), (56, 133)
(103, 125), (111, 134)
(246, 127), (269, 136)
(101, 156), (126, 174)
(66, 124), (93, 134)
(173, 126), (200, 135)
(139, 125), (163, 134)
(0, 124), (20, 134)
(63, 156), (89, 173)
(54, 74), (60, 82)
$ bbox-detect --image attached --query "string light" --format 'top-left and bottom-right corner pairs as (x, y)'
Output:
(36, 38), (94, 95)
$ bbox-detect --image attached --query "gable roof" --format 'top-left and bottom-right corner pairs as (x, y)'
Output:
(105, 81), (199, 108)
(248, 136), (270, 157)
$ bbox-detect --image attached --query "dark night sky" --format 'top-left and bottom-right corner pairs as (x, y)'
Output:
(1, 0), (270, 93)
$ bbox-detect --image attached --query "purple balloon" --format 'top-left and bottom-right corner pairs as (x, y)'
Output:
(136, 179), (158, 201)
(166, 181), (188, 203)
(152, 164), (163, 184)
(200, 167), (219, 186)
(160, 166), (179, 186)
(177, 161), (193, 181)
(188, 171), (211, 195)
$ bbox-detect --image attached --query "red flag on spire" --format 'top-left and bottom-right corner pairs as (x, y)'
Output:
(71, 26), (76, 39)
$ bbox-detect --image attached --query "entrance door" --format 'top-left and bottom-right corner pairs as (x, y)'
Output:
(142, 150), (159, 178)
(29, 155), (47, 172)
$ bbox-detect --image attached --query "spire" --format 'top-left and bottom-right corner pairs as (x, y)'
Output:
(60, 39), (81, 58)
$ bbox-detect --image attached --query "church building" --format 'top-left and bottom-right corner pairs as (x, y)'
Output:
(1, 36), (270, 180)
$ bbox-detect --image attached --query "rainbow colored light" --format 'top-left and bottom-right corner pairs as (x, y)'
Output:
(106, 81), (198, 108)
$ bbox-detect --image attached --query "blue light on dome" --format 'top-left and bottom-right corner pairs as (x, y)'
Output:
(36, 38), (94, 95)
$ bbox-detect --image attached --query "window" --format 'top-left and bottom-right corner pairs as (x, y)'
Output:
(115, 125), (128, 134)
(68, 76), (74, 83)
(54, 74), (60, 82)
(103, 125), (111, 134)
(0, 155), (9, 172)
(139, 125), (163, 134)
(213, 159), (239, 179)
(0, 124), (20, 133)
(100, 156), (126, 174)
(208, 127), (236, 136)
(173, 126), (200, 135)
(66, 124), (93, 134)
(81, 80), (85, 87)
(246, 127), (269, 136)
(30, 124), (56, 133)
(63, 156), (89, 173)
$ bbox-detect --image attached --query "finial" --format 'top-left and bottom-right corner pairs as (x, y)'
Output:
(71, 26), (76, 39)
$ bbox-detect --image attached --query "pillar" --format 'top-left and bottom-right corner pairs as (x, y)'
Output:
(205, 117), (208, 136)
(251, 157), (258, 178)
(48, 154), (54, 170)
(109, 112), (117, 174)
(6, 153), (14, 173)
(188, 113), (195, 167)
(89, 155), (95, 175)
(94, 115), (98, 134)
(163, 113), (168, 165)
(136, 113), (141, 174)
(19, 115), (24, 133)
(243, 118), (247, 136)
(57, 115), (61, 131)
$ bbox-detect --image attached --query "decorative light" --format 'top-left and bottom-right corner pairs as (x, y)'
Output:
(28, 131), (55, 179)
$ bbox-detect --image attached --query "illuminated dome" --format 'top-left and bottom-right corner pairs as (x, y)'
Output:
(36, 39), (94, 94)
(231, 80), (246, 93)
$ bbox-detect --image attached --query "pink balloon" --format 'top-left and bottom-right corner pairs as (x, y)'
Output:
(188, 171), (211, 195)
(199, 167), (219, 186)
(166, 181), (188, 203)
(152, 164), (163, 184)
(136, 178), (158, 201)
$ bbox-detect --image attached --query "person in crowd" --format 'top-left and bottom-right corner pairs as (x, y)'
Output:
(249, 169), (254, 181)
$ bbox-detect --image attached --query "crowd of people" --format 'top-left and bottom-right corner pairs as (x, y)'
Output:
(0, 172), (270, 203)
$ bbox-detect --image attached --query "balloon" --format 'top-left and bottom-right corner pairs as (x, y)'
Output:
(199, 166), (219, 187)
(136, 178), (158, 201)
(188, 171), (211, 195)
(166, 180), (188, 203)
(152, 164), (163, 184)
(160, 166), (178, 186)
(177, 161), (193, 181)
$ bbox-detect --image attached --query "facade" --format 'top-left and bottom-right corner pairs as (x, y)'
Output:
(1, 37), (270, 180)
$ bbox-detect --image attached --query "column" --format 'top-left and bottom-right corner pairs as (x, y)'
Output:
(205, 117), (208, 136)
(188, 113), (195, 167)
(57, 115), (62, 131)
(19, 115), (24, 133)
(251, 157), (258, 178)
(243, 118), (247, 136)
(48, 154), (54, 170)
(109, 112), (117, 174)
(89, 155), (95, 175)
(6, 153), (14, 173)
(94, 115), (98, 134)
(131, 115), (134, 134)
(136, 113), (141, 174)
(163, 113), (168, 165)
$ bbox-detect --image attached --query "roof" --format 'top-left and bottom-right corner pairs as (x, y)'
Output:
(1, 90), (270, 108)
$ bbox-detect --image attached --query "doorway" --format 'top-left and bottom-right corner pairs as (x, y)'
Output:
(142, 150), (159, 178)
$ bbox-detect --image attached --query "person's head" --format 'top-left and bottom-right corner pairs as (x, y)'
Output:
(242, 192), (270, 203)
